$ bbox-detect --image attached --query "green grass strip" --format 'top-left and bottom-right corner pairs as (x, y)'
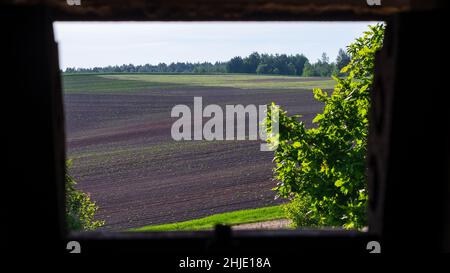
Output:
(130, 205), (285, 232)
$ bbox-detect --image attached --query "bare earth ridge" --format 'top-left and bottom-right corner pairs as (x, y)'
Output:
(64, 79), (324, 230)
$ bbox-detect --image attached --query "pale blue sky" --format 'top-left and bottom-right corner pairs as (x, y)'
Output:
(54, 22), (377, 69)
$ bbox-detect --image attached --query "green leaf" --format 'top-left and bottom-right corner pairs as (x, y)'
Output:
(334, 179), (345, 187)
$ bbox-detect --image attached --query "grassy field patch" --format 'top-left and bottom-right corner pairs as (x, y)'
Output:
(130, 205), (286, 231)
(102, 74), (335, 90)
(63, 73), (335, 94)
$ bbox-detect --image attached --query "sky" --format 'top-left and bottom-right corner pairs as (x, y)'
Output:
(54, 22), (377, 70)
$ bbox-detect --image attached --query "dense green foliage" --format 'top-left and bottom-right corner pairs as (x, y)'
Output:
(303, 53), (335, 77)
(64, 51), (349, 77)
(283, 195), (318, 227)
(227, 52), (308, 75)
(335, 49), (352, 76)
(266, 24), (384, 229)
(66, 160), (105, 230)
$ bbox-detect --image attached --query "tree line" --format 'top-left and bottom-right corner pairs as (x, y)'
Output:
(64, 50), (351, 77)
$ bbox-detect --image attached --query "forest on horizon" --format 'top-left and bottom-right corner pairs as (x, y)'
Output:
(63, 49), (351, 77)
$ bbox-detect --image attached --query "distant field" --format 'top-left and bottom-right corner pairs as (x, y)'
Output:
(63, 73), (331, 230)
(63, 73), (335, 93)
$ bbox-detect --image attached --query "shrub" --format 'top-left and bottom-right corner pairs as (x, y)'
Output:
(267, 24), (385, 229)
(65, 160), (105, 230)
(283, 194), (319, 228)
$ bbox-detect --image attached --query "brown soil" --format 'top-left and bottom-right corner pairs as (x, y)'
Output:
(64, 86), (323, 230)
